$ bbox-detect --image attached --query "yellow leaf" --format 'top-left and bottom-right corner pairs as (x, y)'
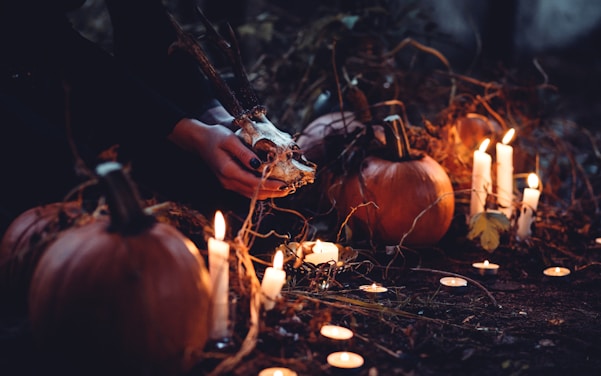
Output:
(467, 211), (511, 252)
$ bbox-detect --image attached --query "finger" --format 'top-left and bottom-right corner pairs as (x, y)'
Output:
(221, 134), (262, 170)
(217, 160), (293, 199)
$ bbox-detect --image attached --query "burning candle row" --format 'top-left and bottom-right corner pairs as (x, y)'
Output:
(470, 129), (541, 240)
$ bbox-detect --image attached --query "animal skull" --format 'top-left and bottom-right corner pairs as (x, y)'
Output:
(235, 110), (316, 190)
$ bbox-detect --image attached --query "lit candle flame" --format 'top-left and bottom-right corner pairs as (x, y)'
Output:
(314, 239), (323, 253)
(273, 250), (284, 270)
(274, 371), (283, 376)
(527, 173), (539, 189)
(214, 210), (226, 240)
(555, 266), (560, 273)
(341, 352), (350, 362)
(502, 128), (515, 145)
(478, 138), (491, 152)
(371, 283), (377, 290)
(483, 260), (490, 266)
(450, 278), (457, 285)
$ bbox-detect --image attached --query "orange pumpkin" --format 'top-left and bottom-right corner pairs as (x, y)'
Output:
(332, 115), (455, 246)
(0, 201), (86, 314)
(28, 162), (212, 375)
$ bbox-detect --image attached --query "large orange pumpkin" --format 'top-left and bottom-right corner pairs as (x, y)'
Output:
(331, 115), (455, 246)
(28, 162), (212, 375)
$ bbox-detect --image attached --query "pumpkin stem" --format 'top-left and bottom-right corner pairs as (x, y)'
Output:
(95, 162), (155, 234)
(384, 114), (412, 160)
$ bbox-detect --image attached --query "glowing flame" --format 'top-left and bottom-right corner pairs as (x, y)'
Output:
(527, 173), (539, 189)
(484, 260), (490, 266)
(214, 210), (226, 240)
(314, 239), (323, 253)
(341, 352), (350, 362)
(478, 138), (490, 152)
(502, 128), (515, 145)
(273, 250), (284, 270)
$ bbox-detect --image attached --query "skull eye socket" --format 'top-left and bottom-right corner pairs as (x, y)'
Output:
(255, 148), (278, 163)
(291, 150), (303, 161)
(255, 148), (270, 162)
(254, 139), (278, 162)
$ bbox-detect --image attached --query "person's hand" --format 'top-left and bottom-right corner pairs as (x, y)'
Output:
(168, 117), (293, 200)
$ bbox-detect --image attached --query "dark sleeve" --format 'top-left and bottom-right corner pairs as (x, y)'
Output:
(105, 0), (221, 118)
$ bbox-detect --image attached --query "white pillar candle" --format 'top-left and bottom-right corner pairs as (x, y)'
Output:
(303, 240), (339, 265)
(470, 138), (492, 218)
(260, 250), (286, 310)
(496, 128), (515, 218)
(208, 210), (230, 339)
(516, 173), (541, 241)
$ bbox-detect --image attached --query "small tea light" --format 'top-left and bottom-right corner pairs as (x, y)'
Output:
(543, 266), (571, 277)
(440, 277), (468, 287)
(327, 351), (364, 369)
(440, 277), (468, 293)
(320, 325), (354, 340)
(359, 283), (388, 293)
(258, 367), (298, 376)
(472, 260), (500, 276)
(302, 239), (339, 265)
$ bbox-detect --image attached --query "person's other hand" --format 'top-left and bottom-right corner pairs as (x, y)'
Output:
(168, 118), (293, 200)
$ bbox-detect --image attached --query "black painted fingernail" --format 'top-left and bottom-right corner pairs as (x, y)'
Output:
(250, 158), (261, 169)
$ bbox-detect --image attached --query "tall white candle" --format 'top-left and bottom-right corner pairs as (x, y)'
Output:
(208, 210), (230, 339)
(496, 128), (515, 219)
(470, 138), (492, 218)
(303, 240), (339, 265)
(260, 250), (286, 310)
(516, 173), (541, 241)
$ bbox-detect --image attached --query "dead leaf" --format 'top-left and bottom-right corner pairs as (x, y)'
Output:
(467, 211), (511, 252)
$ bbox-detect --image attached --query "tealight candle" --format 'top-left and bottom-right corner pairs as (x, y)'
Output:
(320, 325), (354, 340)
(327, 351), (364, 369)
(208, 210), (230, 339)
(440, 277), (468, 288)
(303, 239), (339, 265)
(543, 266), (571, 277)
(472, 260), (500, 276)
(496, 128), (515, 219)
(516, 173), (541, 241)
(359, 283), (388, 293)
(471, 138), (492, 218)
(258, 367), (298, 376)
(260, 250), (287, 310)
